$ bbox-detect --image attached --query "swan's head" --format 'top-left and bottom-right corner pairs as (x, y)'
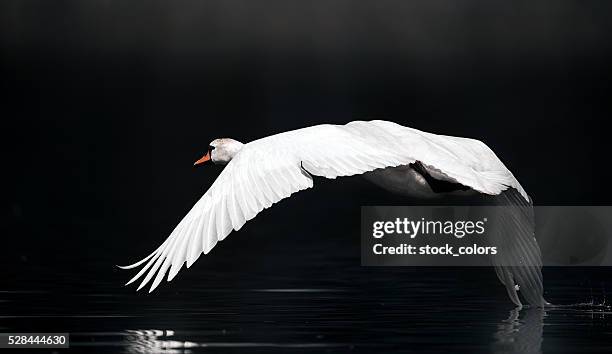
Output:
(194, 138), (244, 166)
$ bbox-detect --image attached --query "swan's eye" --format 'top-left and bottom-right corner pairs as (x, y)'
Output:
(209, 145), (216, 151)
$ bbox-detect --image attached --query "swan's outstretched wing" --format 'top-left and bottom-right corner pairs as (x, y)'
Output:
(120, 120), (533, 293)
(343, 121), (543, 306)
(118, 144), (315, 292)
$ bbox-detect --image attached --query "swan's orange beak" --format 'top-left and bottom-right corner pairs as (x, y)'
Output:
(194, 152), (212, 166)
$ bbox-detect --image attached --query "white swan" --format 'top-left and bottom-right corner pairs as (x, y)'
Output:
(120, 120), (546, 307)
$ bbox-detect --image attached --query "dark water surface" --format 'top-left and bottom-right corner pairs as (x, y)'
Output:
(2, 250), (612, 354)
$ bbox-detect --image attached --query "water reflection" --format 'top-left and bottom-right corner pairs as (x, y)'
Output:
(493, 308), (545, 354)
(121, 329), (348, 353)
(3, 264), (612, 353)
(124, 329), (195, 354)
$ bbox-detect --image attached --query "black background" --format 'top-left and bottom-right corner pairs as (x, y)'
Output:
(2, 1), (612, 277)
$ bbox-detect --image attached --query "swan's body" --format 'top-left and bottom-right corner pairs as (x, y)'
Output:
(120, 120), (545, 307)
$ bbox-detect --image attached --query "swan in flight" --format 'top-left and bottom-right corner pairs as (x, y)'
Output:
(120, 120), (546, 307)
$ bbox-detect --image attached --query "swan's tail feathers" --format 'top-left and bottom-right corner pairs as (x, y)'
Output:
(489, 188), (548, 307)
